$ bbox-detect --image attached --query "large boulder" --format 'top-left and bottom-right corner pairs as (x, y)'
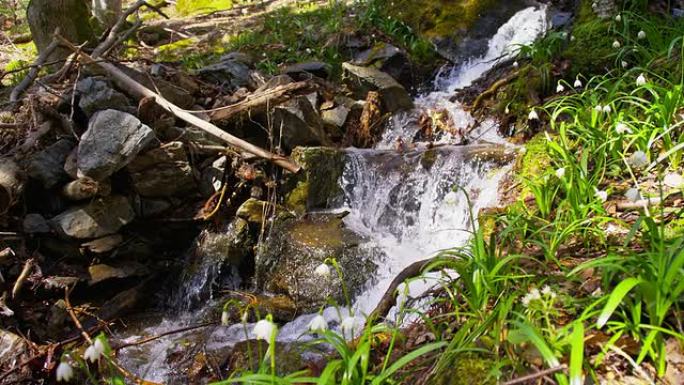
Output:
(50, 195), (135, 239)
(352, 43), (412, 88)
(284, 147), (345, 214)
(270, 96), (331, 150)
(77, 110), (156, 180)
(342, 63), (413, 113)
(27, 139), (75, 188)
(126, 141), (196, 197)
(257, 214), (377, 312)
(76, 77), (131, 117)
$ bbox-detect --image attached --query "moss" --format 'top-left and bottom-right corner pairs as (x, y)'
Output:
(176, 0), (233, 16)
(287, 147), (345, 211)
(430, 353), (497, 385)
(563, 19), (614, 76)
(289, 216), (345, 249)
(284, 181), (309, 215)
(517, 132), (552, 182)
(664, 216), (684, 241)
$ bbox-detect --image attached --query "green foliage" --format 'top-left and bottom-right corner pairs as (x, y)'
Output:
(176, 0), (233, 16)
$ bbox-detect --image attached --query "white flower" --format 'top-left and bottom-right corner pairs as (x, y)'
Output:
(594, 188), (608, 202)
(83, 339), (105, 363)
(602, 105), (612, 114)
(574, 78), (582, 88)
(221, 310), (230, 325)
(529, 288), (541, 300)
(622, 60), (629, 68)
(636, 73), (647, 86)
(541, 285), (552, 296)
(615, 14), (622, 22)
(613, 40), (621, 49)
(314, 263), (331, 278)
(308, 314), (328, 332)
(513, 61), (519, 68)
(570, 35), (576, 41)
(528, 109), (539, 121)
(305, 48), (312, 54)
(555, 167), (566, 179)
(592, 2), (597, 9)
(253, 319), (277, 342)
(556, 83), (565, 93)
(664, 173), (684, 188)
(56, 361), (74, 382)
(522, 294), (532, 307)
(625, 187), (642, 202)
(615, 122), (631, 134)
(340, 316), (357, 334)
(638, 30), (646, 40)
(594, 104), (603, 112)
(444, 191), (458, 205)
(627, 151), (649, 168)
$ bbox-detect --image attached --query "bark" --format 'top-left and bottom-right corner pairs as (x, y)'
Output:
(0, 160), (25, 214)
(26, 0), (95, 67)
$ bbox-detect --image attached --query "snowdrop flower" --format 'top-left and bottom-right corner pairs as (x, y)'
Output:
(664, 173), (684, 188)
(625, 187), (642, 202)
(444, 191), (458, 205)
(84, 339), (105, 363)
(612, 40), (621, 49)
(513, 61), (519, 68)
(602, 105), (612, 114)
(638, 30), (646, 40)
(622, 60), (629, 68)
(594, 104), (603, 112)
(314, 263), (331, 278)
(627, 150), (649, 168)
(592, 2), (597, 9)
(556, 82), (565, 93)
(253, 319), (277, 342)
(340, 316), (357, 334)
(555, 167), (566, 179)
(636, 73), (647, 86)
(594, 188), (608, 202)
(56, 360), (74, 382)
(615, 14), (622, 22)
(574, 78), (583, 88)
(305, 48), (312, 54)
(615, 122), (631, 134)
(221, 310), (230, 325)
(308, 314), (328, 332)
(528, 109), (539, 121)
(570, 35), (576, 41)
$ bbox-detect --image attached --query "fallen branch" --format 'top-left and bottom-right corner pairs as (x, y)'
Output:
(92, 0), (149, 58)
(56, 35), (301, 173)
(502, 364), (567, 385)
(9, 30), (60, 103)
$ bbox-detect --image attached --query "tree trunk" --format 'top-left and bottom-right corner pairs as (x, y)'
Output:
(91, 0), (122, 29)
(26, 0), (95, 68)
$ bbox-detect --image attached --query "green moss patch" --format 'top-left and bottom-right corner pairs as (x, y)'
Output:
(176, 0), (233, 16)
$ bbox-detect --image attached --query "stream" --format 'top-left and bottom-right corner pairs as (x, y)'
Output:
(116, 5), (549, 383)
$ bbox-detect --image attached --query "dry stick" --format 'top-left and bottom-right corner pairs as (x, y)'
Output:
(501, 364), (567, 385)
(11, 258), (33, 299)
(56, 35), (302, 173)
(9, 32), (60, 102)
(92, 0), (148, 58)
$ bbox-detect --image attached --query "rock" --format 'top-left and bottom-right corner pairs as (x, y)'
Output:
(352, 43), (411, 87)
(282, 61), (331, 80)
(61, 177), (111, 201)
(116, 64), (195, 109)
(77, 110), (156, 180)
(256, 74), (294, 92)
(258, 214), (377, 312)
(284, 147), (345, 214)
(132, 197), (172, 218)
(270, 96), (331, 150)
(23, 213), (50, 234)
(0, 329), (31, 382)
(236, 198), (293, 226)
(592, 0), (617, 19)
(127, 141), (196, 197)
(321, 105), (350, 130)
(81, 234), (123, 253)
(75, 77), (131, 117)
(200, 156), (227, 197)
(51, 195), (135, 239)
(197, 218), (252, 266)
(197, 56), (252, 90)
(342, 63), (413, 113)
(63, 148), (78, 179)
(221, 293), (297, 323)
(27, 139), (75, 188)
(96, 280), (151, 320)
(88, 262), (149, 285)
(551, 12), (573, 28)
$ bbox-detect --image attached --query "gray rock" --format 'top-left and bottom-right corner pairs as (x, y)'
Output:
(197, 57), (252, 90)
(592, 0), (616, 19)
(551, 12), (573, 28)
(342, 62), (413, 113)
(23, 213), (50, 234)
(127, 141), (196, 197)
(270, 96), (331, 150)
(27, 139), (75, 188)
(76, 77), (131, 117)
(321, 105), (350, 129)
(77, 110), (156, 180)
(197, 218), (252, 266)
(0, 329), (30, 382)
(352, 43), (411, 85)
(256, 74), (294, 92)
(51, 195), (135, 239)
(88, 262), (148, 285)
(282, 61), (331, 79)
(284, 147), (345, 214)
(257, 214), (378, 312)
(133, 197), (172, 218)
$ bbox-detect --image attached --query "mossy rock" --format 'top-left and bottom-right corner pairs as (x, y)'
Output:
(284, 147), (345, 215)
(236, 198), (293, 226)
(430, 353), (497, 385)
(516, 132), (551, 181)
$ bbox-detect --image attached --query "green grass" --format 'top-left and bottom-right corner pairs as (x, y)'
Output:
(176, 0), (234, 16)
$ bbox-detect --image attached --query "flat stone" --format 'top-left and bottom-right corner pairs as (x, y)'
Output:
(77, 110), (156, 180)
(197, 57), (252, 90)
(88, 262), (148, 285)
(81, 234), (123, 253)
(127, 141), (196, 197)
(270, 96), (330, 150)
(282, 61), (331, 79)
(321, 105), (350, 129)
(76, 77), (131, 117)
(50, 195), (135, 239)
(27, 139), (75, 188)
(342, 62), (413, 113)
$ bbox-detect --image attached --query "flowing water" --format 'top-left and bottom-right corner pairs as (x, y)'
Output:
(117, 5), (548, 383)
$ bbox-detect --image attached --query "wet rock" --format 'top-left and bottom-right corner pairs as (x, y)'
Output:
(197, 218), (252, 266)
(0, 329), (31, 382)
(258, 214), (377, 312)
(96, 280), (151, 320)
(321, 105), (350, 130)
(61, 177), (111, 201)
(236, 198), (293, 226)
(50, 195), (135, 239)
(551, 12), (573, 28)
(342, 62), (413, 113)
(197, 55), (252, 90)
(284, 147), (345, 214)
(23, 213), (50, 234)
(227, 340), (308, 375)
(352, 43), (411, 87)
(81, 234), (123, 254)
(27, 139), (75, 188)
(282, 61), (331, 80)
(63, 148), (78, 179)
(75, 77), (131, 117)
(88, 262), (149, 285)
(127, 141), (196, 197)
(270, 96), (331, 150)
(77, 109), (156, 180)
(133, 197), (172, 218)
